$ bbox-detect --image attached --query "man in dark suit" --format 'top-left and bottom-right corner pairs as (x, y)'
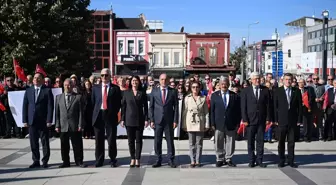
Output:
(311, 74), (325, 140)
(55, 78), (85, 168)
(241, 72), (272, 168)
(149, 73), (179, 168)
(211, 76), (241, 167)
(323, 79), (336, 141)
(92, 68), (121, 167)
(274, 73), (302, 168)
(22, 73), (54, 168)
(298, 79), (315, 142)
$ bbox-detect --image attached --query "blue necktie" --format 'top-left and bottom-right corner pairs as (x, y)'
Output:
(223, 92), (227, 108)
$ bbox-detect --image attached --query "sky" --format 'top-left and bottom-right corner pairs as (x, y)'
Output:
(90, 0), (336, 51)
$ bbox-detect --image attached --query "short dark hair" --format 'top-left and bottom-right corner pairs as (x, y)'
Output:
(284, 73), (293, 79)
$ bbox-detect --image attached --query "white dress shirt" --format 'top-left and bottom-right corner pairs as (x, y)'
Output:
(221, 90), (229, 107)
(101, 83), (110, 109)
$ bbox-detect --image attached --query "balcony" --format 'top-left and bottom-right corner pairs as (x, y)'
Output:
(188, 57), (232, 67)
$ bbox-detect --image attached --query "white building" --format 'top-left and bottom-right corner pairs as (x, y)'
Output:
(282, 33), (303, 74)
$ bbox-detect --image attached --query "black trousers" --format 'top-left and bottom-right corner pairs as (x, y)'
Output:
(325, 112), (336, 139)
(315, 108), (324, 139)
(5, 112), (20, 137)
(0, 112), (5, 137)
(303, 113), (313, 140)
(247, 124), (265, 163)
(126, 126), (143, 160)
(60, 131), (84, 164)
(154, 120), (175, 162)
(278, 125), (295, 164)
(29, 125), (50, 164)
(94, 110), (117, 165)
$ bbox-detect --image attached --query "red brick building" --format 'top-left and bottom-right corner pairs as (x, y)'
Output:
(186, 33), (235, 76)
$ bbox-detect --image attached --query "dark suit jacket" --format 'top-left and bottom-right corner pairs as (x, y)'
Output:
(241, 86), (272, 125)
(274, 86), (303, 126)
(55, 93), (83, 132)
(149, 87), (179, 125)
(22, 85), (54, 127)
(91, 83), (121, 126)
(210, 90), (241, 131)
(325, 87), (336, 115)
(312, 84), (325, 110)
(121, 90), (148, 128)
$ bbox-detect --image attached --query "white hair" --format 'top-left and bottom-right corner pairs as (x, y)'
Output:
(219, 76), (229, 83)
(44, 77), (51, 81)
(101, 68), (111, 75)
(250, 72), (260, 79)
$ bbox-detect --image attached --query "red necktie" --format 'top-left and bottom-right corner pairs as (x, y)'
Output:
(103, 85), (107, 110)
(162, 88), (166, 104)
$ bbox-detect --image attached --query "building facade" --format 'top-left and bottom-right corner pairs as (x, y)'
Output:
(282, 32), (303, 74)
(149, 32), (187, 78)
(90, 11), (113, 74)
(113, 18), (149, 76)
(186, 33), (233, 77)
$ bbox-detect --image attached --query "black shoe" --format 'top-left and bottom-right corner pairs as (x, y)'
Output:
(256, 162), (267, 168)
(248, 162), (255, 168)
(278, 162), (285, 168)
(216, 161), (223, 167)
(190, 164), (195, 168)
(169, 161), (177, 168)
(268, 140), (274, 144)
(59, 163), (70, 168)
(76, 162), (87, 168)
(95, 163), (103, 168)
(110, 161), (118, 168)
(195, 163), (202, 168)
(3, 135), (11, 139)
(152, 162), (162, 168)
(327, 138), (332, 141)
(288, 163), (298, 168)
(29, 162), (40, 168)
(135, 164), (140, 168)
(227, 161), (236, 167)
(42, 163), (49, 168)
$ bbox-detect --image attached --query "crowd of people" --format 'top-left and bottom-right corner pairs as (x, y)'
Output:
(0, 69), (335, 169)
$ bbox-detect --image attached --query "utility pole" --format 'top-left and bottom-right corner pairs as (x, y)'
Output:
(275, 28), (278, 79)
(322, 10), (329, 81)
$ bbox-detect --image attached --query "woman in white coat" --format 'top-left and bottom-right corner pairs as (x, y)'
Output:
(182, 82), (210, 167)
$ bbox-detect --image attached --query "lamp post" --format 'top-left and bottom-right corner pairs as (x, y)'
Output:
(247, 21), (259, 47)
(241, 37), (246, 81)
(322, 10), (329, 81)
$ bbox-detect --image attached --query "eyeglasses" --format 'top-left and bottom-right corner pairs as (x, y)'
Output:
(307, 80), (312, 83)
(205, 78), (210, 80)
(101, 74), (109, 77)
(328, 79), (333, 81)
(55, 81), (60, 83)
(192, 86), (199, 89)
(313, 78), (318, 80)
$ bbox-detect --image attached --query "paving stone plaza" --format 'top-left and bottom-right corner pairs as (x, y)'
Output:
(0, 138), (336, 185)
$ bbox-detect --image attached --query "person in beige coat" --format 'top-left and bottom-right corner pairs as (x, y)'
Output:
(182, 82), (210, 167)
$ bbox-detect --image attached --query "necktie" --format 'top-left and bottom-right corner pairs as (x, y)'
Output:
(103, 85), (107, 110)
(286, 88), (291, 109)
(255, 86), (259, 101)
(35, 88), (39, 102)
(162, 88), (166, 104)
(301, 89), (304, 94)
(66, 95), (70, 108)
(223, 92), (227, 108)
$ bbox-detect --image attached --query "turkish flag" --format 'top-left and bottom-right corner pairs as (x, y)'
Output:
(237, 121), (246, 135)
(302, 91), (310, 111)
(0, 84), (4, 94)
(265, 123), (272, 132)
(323, 91), (329, 110)
(112, 76), (117, 85)
(0, 102), (6, 111)
(13, 59), (27, 82)
(35, 64), (47, 77)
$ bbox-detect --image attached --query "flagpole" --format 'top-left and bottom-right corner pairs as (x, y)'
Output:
(12, 56), (17, 81)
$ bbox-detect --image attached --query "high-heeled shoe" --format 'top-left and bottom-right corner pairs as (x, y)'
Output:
(130, 160), (135, 168)
(135, 160), (140, 168)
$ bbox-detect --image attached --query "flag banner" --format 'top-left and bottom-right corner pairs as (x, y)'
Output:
(0, 102), (6, 111)
(323, 92), (329, 110)
(302, 91), (310, 111)
(13, 59), (27, 81)
(35, 64), (47, 77)
(8, 88), (62, 127)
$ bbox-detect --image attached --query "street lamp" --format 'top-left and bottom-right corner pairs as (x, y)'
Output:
(322, 10), (329, 81)
(241, 37), (247, 81)
(247, 21), (259, 47)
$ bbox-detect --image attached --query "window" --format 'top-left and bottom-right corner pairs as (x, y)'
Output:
(209, 47), (217, 65)
(328, 43), (334, 51)
(103, 15), (109, 22)
(103, 23), (109, 29)
(198, 47), (205, 60)
(268, 65), (271, 70)
(313, 31), (317, 38)
(95, 44), (102, 50)
(138, 40), (144, 55)
(103, 30), (109, 42)
(95, 59), (102, 70)
(103, 44), (109, 50)
(104, 59), (109, 68)
(308, 46), (312, 52)
(312, 45), (316, 52)
(163, 52), (169, 66)
(308, 32), (312, 39)
(174, 52), (180, 65)
(103, 51), (109, 57)
(268, 54), (271, 59)
(329, 27), (334, 35)
(118, 40), (124, 55)
(127, 40), (134, 55)
(153, 52), (159, 66)
(95, 30), (102, 42)
(316, 30), (321, 37)
(316, 45), (321, 52)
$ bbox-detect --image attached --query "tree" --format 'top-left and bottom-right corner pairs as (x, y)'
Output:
(230, 46), (247, 73)
(0, 0), (94, 78)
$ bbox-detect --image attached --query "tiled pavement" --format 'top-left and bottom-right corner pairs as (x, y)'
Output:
(0, 138), (336, 185)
